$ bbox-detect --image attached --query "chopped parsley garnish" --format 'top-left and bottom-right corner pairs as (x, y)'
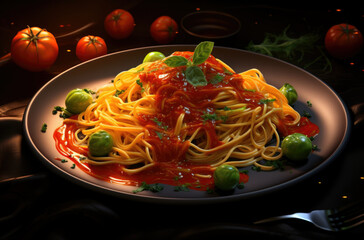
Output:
(52, 106), (71, 119)
(83, 88), (96, 94)
(41, 123), (47, 133)
(302, 111), (311, 118)
(133, 182), (164, 193)
(245, 88), (256, 92)
(306, 100), (312, 107)
(239, 169), (249, 174)
(202, 112), (228, 122)
(237, 182), (245, 189)
(155, 131), (163, 140)
(70, 163), (76, 169)
(52, 106), (64, 115)
(136, 79), (145, 93)
(174, 183), (191, 192)
(252, 166), (261, 172)
(152, 117), (168, 130)
(114, 89), (125, 96)
(259, 98), (276, 104)
(223, 67), (233, 75)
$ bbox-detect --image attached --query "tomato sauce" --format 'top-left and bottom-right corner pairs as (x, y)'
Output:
(277, 116), (320, 138)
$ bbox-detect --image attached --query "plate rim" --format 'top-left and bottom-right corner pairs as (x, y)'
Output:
(22, 44), (352, 204)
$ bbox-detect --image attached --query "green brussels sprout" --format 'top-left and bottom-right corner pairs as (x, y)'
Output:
(65, 89), (93, 114)
(213, 165), (240, 191)
(281, 133), (312, 162)
(280, 83), (298, 105)
(143, 51), (165, 63)
(88, 130), (113, 157)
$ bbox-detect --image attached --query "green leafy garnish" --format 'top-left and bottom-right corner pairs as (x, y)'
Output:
(164, 56), (189, 67)
(136, 79), (145, 93)
(302, 111), (311, 118)
(41, 123), (47, 133)
(259, 98), (276, 104)
(192, 41), (214, 65)
(114, 89), (125, 96)
(164, 41), (214, 87)
(152, 117), (168, 130)
(246, 26), (332, 73)
(52, 106), (64, 115)
(174, 183), (191, 192)
(133, 182), (164, 193)
(210, 74), (224, 84)
(185, 65), (207, 86)
(155, 131), (163, 140)
(83, 88), (96, 94)
(202, 112), (228, 122)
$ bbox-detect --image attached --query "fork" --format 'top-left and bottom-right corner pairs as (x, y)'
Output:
(254, 200), (364, 231)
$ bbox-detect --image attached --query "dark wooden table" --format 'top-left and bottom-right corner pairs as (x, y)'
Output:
(1, 1), (363, 239)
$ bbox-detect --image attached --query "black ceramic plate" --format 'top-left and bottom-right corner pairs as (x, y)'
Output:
(23, 45), (351, 203)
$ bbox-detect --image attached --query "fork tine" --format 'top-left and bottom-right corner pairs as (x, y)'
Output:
(326, 200), (364, 231)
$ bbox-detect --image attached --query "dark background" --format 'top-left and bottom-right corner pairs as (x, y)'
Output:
(0, 1), (363, 239)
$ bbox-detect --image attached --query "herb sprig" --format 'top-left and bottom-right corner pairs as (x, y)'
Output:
(164, 41), (214, 87)
(246, 26), (332, 73)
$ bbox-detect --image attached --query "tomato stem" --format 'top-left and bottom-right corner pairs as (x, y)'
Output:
(112, 12), (122, 22)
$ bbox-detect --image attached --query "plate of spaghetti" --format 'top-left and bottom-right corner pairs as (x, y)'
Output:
(23, 42), (350, 203)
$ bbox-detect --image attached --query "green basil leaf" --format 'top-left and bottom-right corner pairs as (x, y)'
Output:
(192, 41), (214, 65)
(164, 56), (188, 67)
(210, 74), (224, 84)
(185, 66), (207, 86)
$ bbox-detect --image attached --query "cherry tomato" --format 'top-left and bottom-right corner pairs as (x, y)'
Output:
(11, 26), (59, 72)
(104, 9), (135, 39)
(76, 36), (107, 62)
(150, 16), (178, 44)
(325, 23), (363, 59)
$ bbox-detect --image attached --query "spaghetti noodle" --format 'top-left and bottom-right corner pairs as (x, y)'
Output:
(54, 47), (316, 190)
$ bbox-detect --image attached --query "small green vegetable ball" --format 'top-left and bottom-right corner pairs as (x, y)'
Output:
(281, 133), (312, 162)
(88, 131), (113, 157)
(280, 83), (298, 105)
(213, 165), (240, 191)
(65, 89), (93, 114)
(143, 51), (165, 63)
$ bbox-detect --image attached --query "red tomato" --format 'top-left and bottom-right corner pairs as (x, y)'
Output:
(76, 36), (107, 62)
(150, 16), (178, 44)
(325, 23), (363, 59)
(11, 26), (59, 72)
(104, 9), (135, 39)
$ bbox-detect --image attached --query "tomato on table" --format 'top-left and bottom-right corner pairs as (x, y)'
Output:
(104, 9), (135, 39)
(325, 23), (363, 59)
(150, 16), (178, 44)
(11, 26), (59, 72)
(76, 36), (107, 62)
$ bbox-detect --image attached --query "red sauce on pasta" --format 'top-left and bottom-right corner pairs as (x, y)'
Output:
(277, 116), (320, 138)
